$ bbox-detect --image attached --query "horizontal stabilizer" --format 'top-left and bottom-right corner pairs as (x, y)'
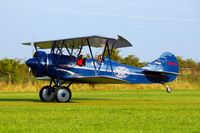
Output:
(143, 70), (180, 75)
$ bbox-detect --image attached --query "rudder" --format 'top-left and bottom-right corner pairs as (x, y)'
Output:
(143, 52), (179, 74)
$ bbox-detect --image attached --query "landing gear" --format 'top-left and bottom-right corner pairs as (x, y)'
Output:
(161, 83), (172, 93)
(39, 79), (73, 102)
(56, 87), (71, 102)
(166, 86), (172, 93)
(39, 86), (55, 102)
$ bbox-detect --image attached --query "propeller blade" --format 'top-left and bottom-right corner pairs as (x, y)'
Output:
(25, 67), (32, 83)
(28, 67), (31, 74)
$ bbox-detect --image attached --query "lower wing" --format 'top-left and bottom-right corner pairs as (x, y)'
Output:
(66, 76), (129, 84)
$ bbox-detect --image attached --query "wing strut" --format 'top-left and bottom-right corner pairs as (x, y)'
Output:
(87, 38), (97, 76)
(97, 43), (107, 72)
(34, 43), (38, 51)
(64, 43), (75, 62)
(106, 41), (114, 76)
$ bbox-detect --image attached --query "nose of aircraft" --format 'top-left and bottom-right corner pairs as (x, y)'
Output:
(26, 58), (39, 69)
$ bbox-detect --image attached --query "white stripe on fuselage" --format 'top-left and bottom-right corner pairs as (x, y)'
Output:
(57, 68), (76, 76)
(60, 65), (145, 76)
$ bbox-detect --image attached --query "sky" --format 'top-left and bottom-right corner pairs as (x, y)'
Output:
(0, 0), (200, 62)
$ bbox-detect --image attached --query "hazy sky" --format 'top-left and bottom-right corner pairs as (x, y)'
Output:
(0, 0), (199, 62)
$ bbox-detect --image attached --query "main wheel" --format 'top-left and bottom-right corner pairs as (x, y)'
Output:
(56, 87), (72, 102)
(39, 86), (55, 102)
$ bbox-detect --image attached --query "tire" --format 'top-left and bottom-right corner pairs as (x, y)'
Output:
(166, 86), (172, 93)
(56, 87), (72, 102)
(39, 86), (55, 102)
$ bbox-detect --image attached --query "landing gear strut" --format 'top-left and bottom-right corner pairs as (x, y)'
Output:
(39, 79), (72, 102)
(161, 83), (172, 93)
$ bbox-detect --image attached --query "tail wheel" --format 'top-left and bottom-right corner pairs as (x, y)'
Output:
(56, 87), (72, 102)
(161, 83), (173, 93)
(39, 86), (55, 102)
(166, 86), (172, 93)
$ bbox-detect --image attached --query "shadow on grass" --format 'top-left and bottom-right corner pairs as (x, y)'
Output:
(72, 98), (111, 101)
(0, 97), (111, 103)
(0, 98), (40, 102)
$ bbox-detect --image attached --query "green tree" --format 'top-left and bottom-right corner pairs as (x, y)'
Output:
(105, 49), (146, 67)
(0, 59), (17, 84)
(176, 56), (200, 83)
(105, 48), (123, 62)
(177, 56), (198, 70)
(122, 55), (144, 67)
(0, 59), (28, 84)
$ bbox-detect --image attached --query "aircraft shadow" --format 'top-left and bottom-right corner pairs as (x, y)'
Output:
(0, 98), (112, 103)
(72, 98), (111, 101)
(0, 98), (40, 102)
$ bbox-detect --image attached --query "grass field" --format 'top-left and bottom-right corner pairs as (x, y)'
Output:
(0, 89), (200, 133)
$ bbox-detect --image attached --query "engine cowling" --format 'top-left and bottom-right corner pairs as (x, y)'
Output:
(26, 51), (47, 77)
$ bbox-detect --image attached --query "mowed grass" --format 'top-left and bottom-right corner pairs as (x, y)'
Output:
(0, 89), (200, 133)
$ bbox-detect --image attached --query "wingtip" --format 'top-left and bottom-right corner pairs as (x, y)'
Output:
(22, 42), (32, 46)
(117, 35), (133, 47)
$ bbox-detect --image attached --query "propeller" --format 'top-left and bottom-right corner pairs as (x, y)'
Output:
(25, 67), (32, 83)
(24, 41), (36, 83)
(26, 51), (47, 77)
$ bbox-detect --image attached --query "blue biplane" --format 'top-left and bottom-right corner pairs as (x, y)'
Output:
(23, 35), (179, 102)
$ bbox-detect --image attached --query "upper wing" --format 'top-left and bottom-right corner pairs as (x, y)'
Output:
(22, 35), (132, 49)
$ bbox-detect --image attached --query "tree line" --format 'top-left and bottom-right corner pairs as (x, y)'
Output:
(0, 50), (199, 84)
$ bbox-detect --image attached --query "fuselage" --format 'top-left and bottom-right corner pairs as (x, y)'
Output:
(26, 51), (177, 84)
